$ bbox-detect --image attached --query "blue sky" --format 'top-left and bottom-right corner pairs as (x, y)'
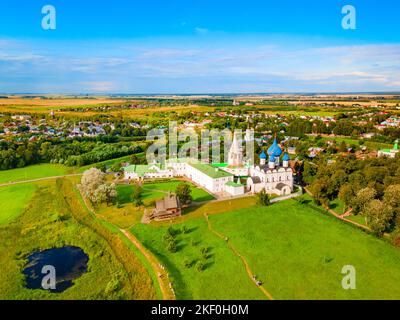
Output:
(0, 0), (399, 93)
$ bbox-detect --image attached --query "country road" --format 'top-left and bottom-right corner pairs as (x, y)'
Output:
(0, 173), (83, 187)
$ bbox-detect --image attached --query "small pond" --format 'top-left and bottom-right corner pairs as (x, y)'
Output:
(23, 246), (89, 293)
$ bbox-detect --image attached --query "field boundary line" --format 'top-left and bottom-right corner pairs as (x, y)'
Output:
(0, 173), (82, 187)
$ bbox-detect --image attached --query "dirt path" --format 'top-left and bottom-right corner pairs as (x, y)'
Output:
(119, 229), (176, 300)
(79, 186), (176, 300)
(304, 187), (371, 231)
(203, 213), (274, 300)
(77, 186), (175, 300)
(0, 173), (82, 187)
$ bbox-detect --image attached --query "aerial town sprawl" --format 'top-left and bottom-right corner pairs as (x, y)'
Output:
(1, 0), (400, 304)
(2, 94), (400, 300)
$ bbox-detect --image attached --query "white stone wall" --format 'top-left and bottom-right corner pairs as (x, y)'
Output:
(226, 185), (245, 196)
(124, 172), (138, 180)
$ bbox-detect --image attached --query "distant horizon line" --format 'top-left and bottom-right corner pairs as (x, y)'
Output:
(2, 91), (400, 97)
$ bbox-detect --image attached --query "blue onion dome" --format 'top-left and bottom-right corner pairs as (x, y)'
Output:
(269, 155), (276, 163)
(267, 138), (282, 157)
(259, 150), (267, 159)
(282, 153), (290, 161)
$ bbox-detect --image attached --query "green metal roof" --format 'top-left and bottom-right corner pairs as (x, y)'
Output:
(123, 164), (166, 177)
(189, 163), (233, 179)
(210, 163), (229, 168)
(226, 181), (243, 187)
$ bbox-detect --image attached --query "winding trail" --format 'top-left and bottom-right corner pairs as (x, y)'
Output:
(119, 229), (176, 300)
(78, 187), (175, 300)
(203, 213), (274, 301)
(304, 187), (371, 231)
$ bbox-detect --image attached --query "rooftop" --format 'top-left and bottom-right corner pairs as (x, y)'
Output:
(189, 163), (233, 179)
(226, 181), (243, 187)
(124, 164), (166, 176)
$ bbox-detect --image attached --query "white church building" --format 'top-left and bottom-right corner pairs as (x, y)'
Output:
(123, 134), (293, 197)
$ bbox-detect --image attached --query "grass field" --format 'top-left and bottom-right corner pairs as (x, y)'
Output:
(131, 218), (266, 299)
(0, 183), (36, 225)
(142, 180), (215, 202)
(0, 164), (71, 184)
(0, 178), (157, 299)
(132, 198), (400, 299)
(329, 198), (346, 215)
(117, 180), (215, 205)
(209, 200), (400, 299)
(346, 214), (367, 226)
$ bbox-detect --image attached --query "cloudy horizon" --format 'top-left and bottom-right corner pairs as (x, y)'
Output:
(0, 0), (399, 94)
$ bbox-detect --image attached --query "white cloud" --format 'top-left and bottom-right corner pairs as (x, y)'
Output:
(195, 27), (209, 35)
(0, 37), (399, 93)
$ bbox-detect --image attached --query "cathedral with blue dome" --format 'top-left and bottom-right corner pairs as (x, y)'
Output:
(125, 133), (293, 198)
(246, 137), (293, 196)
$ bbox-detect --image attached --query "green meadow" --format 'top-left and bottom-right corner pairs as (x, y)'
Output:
(117, 180), (214, 205)
(0, 164), (71, 184)
(143, 180), (215, 202)
(131, 218), (265, 300)
(0, 178), (157, 300)
(133, 198), (400, 300)
(0, 183), (36, 225)
(210, 200), (400, 299)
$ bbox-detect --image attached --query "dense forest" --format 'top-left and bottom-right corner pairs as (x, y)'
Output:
(0, 139), (144, 170)
(302, 155), (400, 237)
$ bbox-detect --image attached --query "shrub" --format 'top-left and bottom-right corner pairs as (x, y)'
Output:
(196, 262), (205, 272)
(167, 240), (177, 253)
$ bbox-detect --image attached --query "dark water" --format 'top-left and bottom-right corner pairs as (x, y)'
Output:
(23, 246), (89, 293)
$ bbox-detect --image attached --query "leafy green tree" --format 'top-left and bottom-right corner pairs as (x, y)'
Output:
(352, 187), (377, 215)
(256, 189), (270, 206)
(176, 182), (192, 205)
(110, 162), (122, 173)
(338, 141), (347, 153)
(79, 168), (116, 205)
(338, 183), (355, 212)
(383, 185), (400, 227)
(310, 179), (329, 206)
(362, 200), (393, 236)
(132, 183), (143, 207)
(196, 261), (205, 272)
(167, 240), (177, 253)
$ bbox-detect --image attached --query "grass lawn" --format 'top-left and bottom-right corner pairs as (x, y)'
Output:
(329, 198), (346, 215)
(209, 200), (400, 299)
(142, 180), (215, 202)
(131, 217), (266, 300)
(0, 164), (71, 184)
(0, 183), (36, 225)
(116, 184), (165, 205)
(116, 180), (215, 206)
(346, 214), (367, 226)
